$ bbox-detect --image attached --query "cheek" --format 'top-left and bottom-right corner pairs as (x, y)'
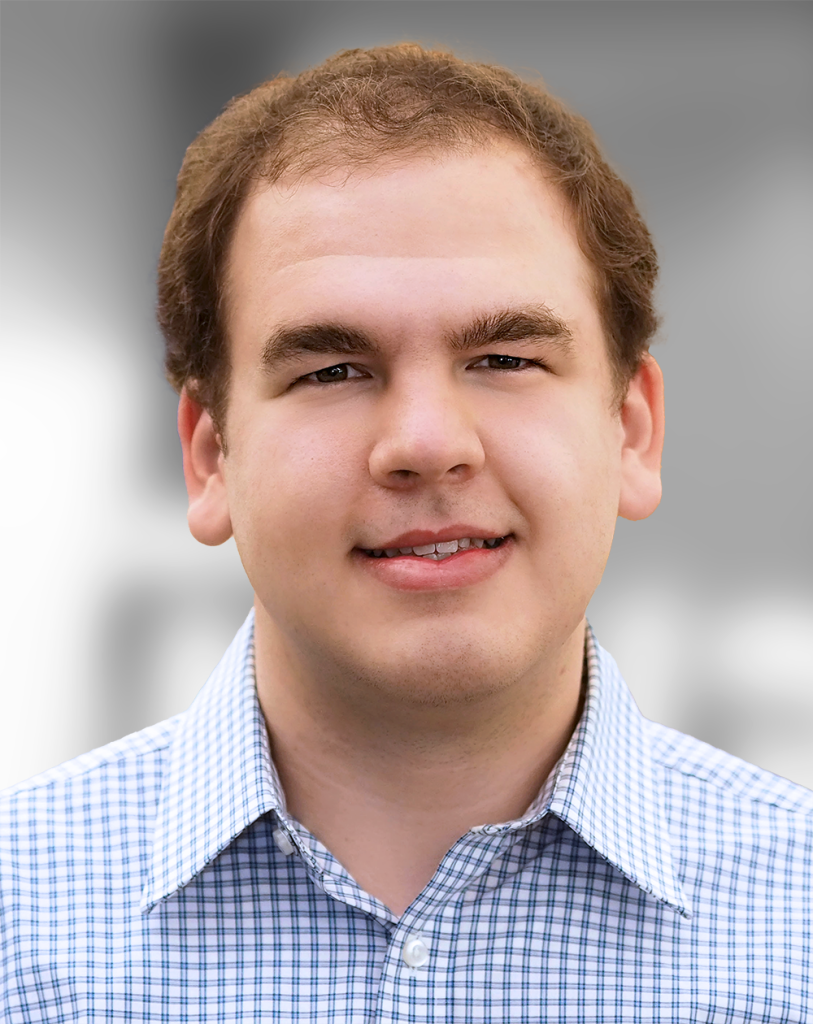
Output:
(224, 407), (366, 556)
(493, 399), (621, 533)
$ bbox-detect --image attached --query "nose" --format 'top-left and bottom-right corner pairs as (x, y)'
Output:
(367, 374), (486, 489)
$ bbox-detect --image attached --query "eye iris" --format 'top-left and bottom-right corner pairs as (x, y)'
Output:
(315, 364), (347, 382)
(490, 355), (522, 369)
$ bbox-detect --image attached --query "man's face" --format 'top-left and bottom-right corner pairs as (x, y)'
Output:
(206, 143), (657, 704)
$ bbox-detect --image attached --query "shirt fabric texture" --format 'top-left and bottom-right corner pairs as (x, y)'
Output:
(2, 609), (811, 1022)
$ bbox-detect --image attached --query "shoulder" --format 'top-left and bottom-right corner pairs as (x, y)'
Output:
(643, 720), (813, 938)
(647, 718), (813, 814)
(0, 716), (180, 844)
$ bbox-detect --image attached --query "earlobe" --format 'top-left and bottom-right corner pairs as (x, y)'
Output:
(177, 389), (233, 545)
(617, 355), (665, 522)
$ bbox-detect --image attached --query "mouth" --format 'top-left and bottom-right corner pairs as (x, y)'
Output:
(359, 534), (512, 561)
(355, 530), (514, 591)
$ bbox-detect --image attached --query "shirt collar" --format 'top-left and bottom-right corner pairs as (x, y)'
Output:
(540, 624), (692, 918)
(141, 608), (282, 912)
(141, 612), (691, 918)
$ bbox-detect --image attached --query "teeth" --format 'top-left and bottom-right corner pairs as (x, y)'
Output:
(366, 536), (506, 559)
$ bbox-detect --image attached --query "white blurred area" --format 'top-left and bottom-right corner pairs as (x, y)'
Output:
(1, 1), (811, 791)
(589, 583), (813, 789)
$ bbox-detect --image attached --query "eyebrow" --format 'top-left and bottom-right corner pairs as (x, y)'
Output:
(261, 323), (378, 370)
(448, 305), (573, 353)
(260, 303), (574, 371)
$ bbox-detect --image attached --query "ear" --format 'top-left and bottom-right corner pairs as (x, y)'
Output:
(617, 355), (665, 522)
(177, 389), (233, 545)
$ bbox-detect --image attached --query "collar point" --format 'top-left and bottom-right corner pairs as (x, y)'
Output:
(139, 881), (173, 915)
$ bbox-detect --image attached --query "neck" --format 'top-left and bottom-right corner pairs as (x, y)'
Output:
(254, 602), (585, 916)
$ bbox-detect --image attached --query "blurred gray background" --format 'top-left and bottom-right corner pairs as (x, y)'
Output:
(1, 0), (811, 790)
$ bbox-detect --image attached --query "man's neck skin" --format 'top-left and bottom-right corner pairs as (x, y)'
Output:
(254, 602), (586, 917)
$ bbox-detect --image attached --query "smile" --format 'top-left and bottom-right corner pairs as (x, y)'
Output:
(362, 536), (510, 560)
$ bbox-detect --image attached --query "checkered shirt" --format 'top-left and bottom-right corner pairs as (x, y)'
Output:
(2, 609), (811, 1022)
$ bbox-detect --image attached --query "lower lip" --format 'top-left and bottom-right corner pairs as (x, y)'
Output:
(354, 539), (513, 591)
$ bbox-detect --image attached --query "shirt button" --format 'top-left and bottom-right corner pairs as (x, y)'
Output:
(402, 934), (430, 968)
(272, 828), (295, 856)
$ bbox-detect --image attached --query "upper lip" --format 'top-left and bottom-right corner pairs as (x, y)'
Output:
(358, 526), (510, 550)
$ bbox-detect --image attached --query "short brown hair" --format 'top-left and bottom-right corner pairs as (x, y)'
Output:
(158, 43), (659, 441)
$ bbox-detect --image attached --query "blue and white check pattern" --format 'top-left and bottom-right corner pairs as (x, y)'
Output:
(2, 609), (811, 1021)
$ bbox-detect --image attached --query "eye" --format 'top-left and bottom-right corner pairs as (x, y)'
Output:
(301, 363), (366, 384)
(470, 354), (546, 371)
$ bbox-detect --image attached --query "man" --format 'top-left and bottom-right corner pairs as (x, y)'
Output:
(2, 43), (810, 1022)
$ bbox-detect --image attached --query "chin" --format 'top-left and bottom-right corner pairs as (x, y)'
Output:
(350, 632), (549, 710)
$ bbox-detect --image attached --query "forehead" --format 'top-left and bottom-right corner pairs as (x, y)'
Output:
(225, 143), (602, 347)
